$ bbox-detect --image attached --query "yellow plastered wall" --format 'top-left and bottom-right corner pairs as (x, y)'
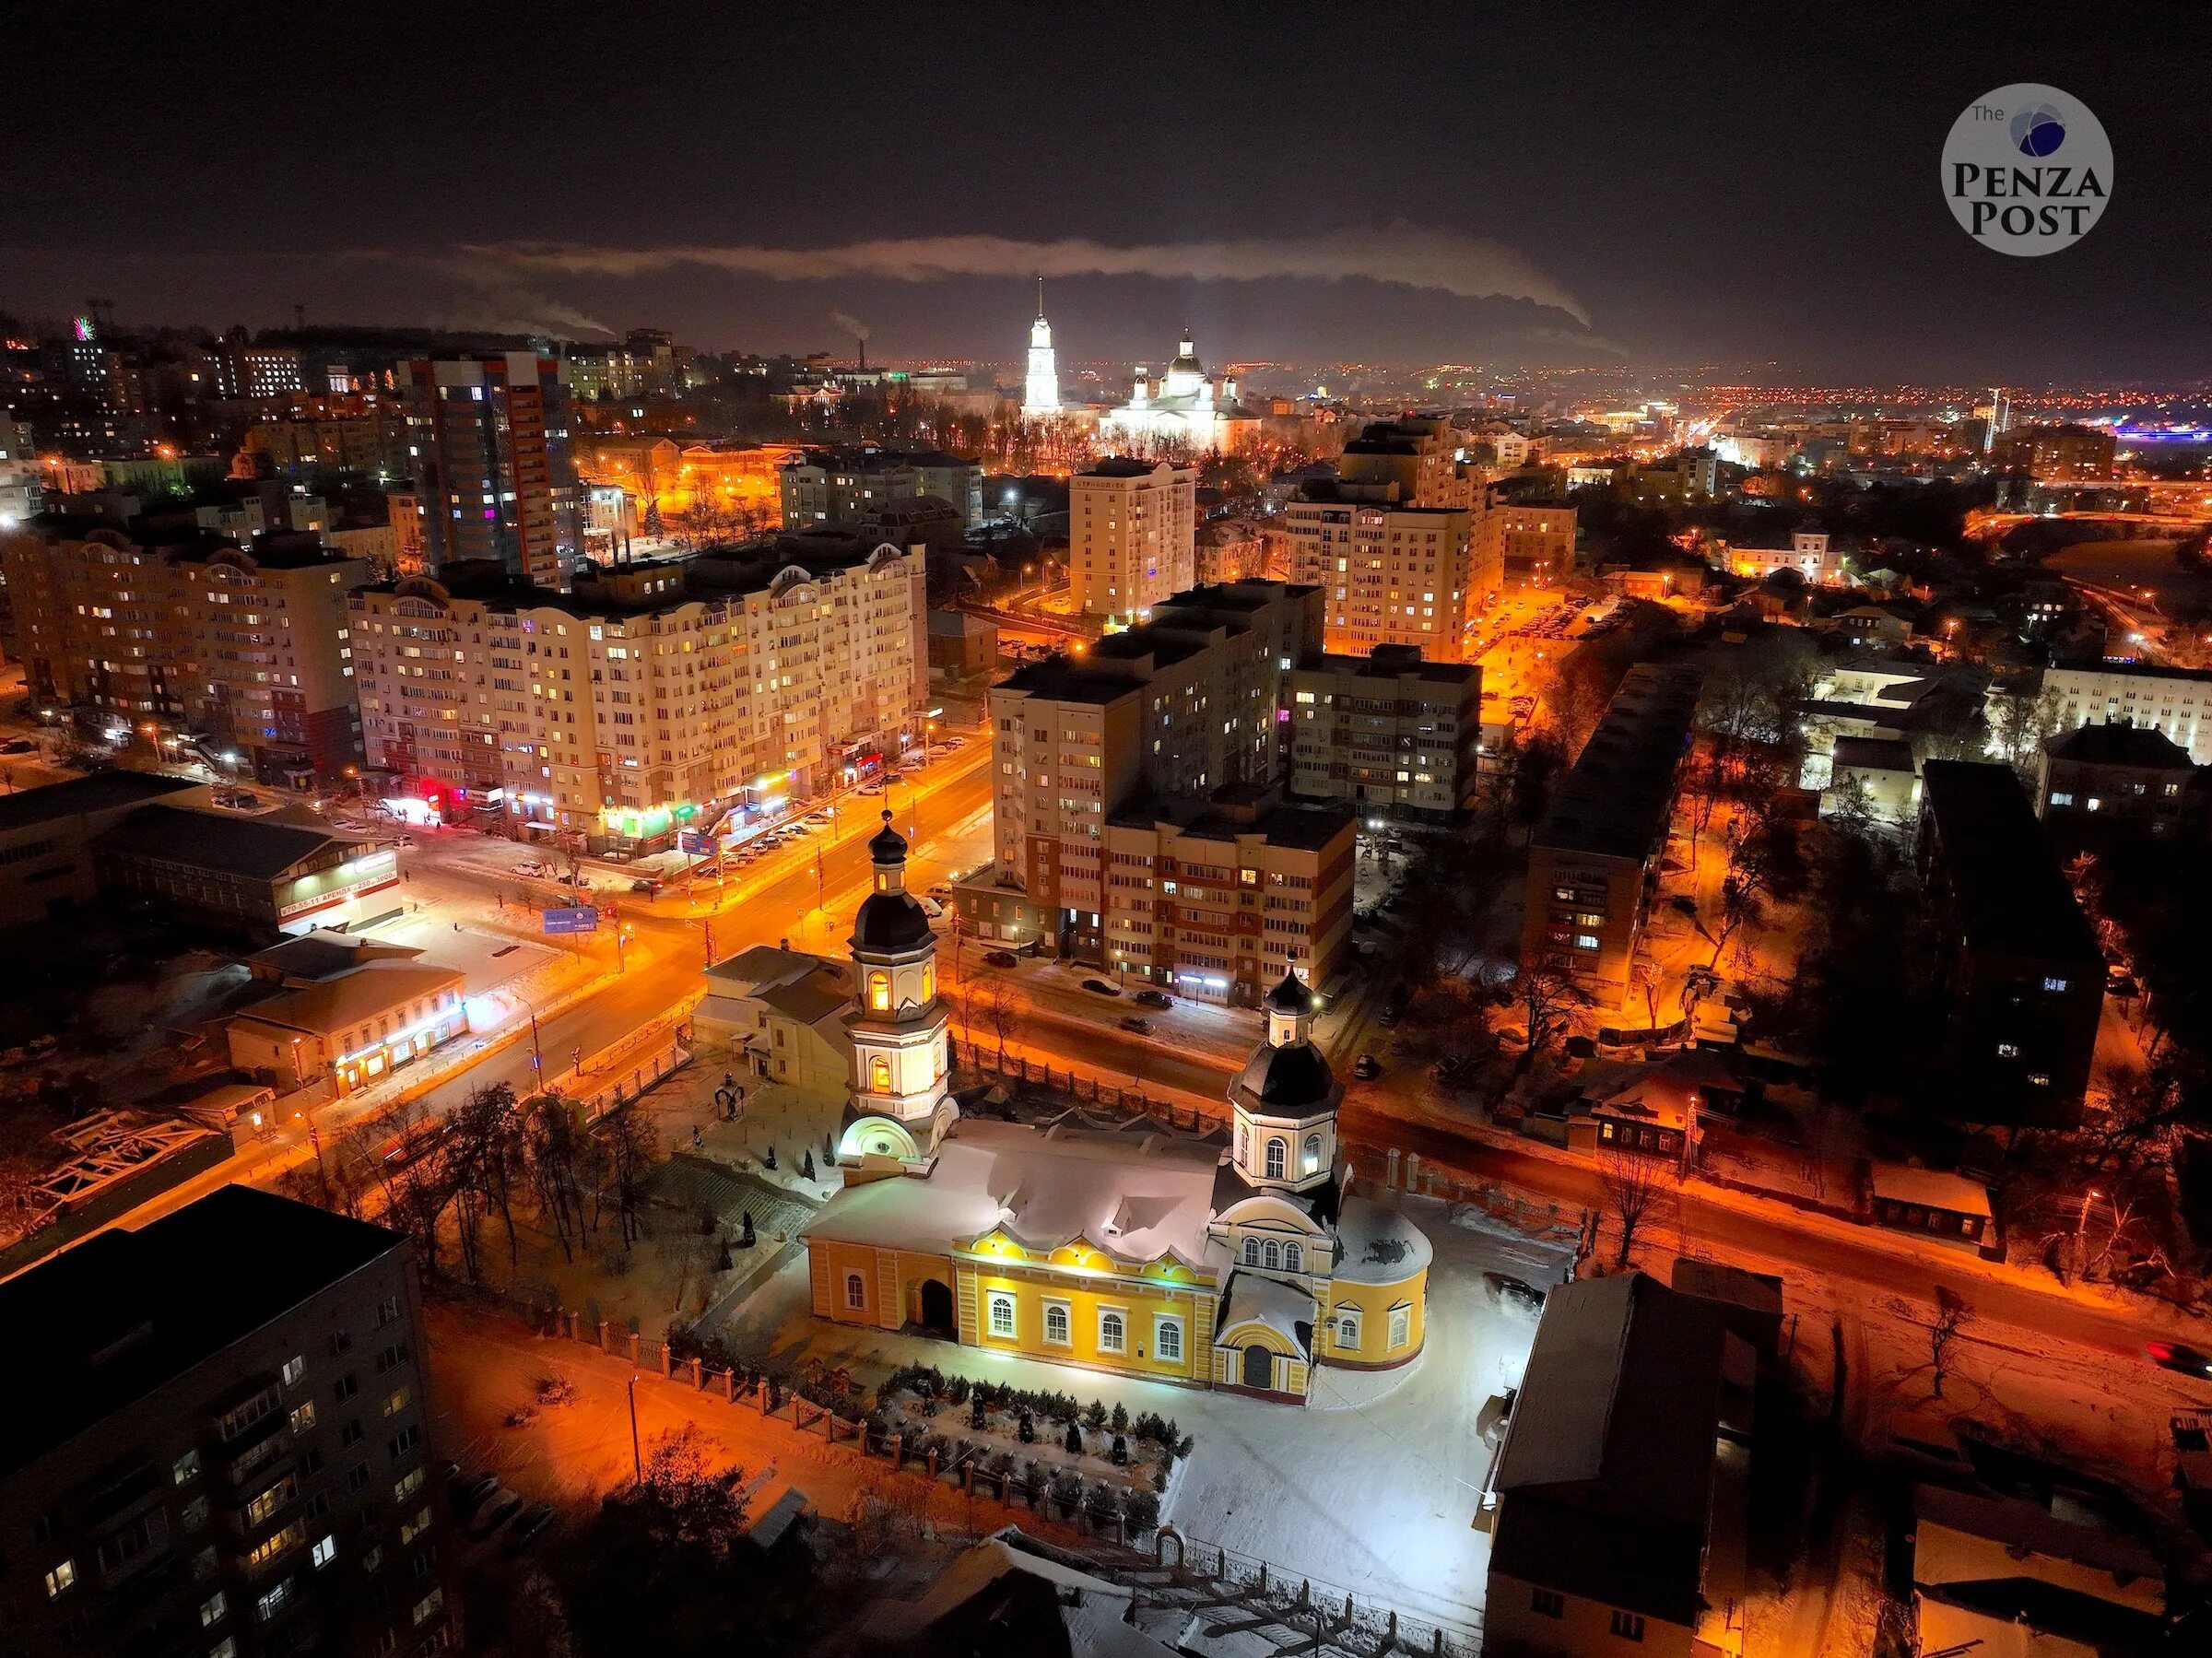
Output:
(956, 1239), (1217, 1385)
(809, 1240), (958, 1331)
(1316, 1268), (1428, 1367)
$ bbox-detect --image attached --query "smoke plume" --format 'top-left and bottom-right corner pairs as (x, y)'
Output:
(830, 309), (872, 342)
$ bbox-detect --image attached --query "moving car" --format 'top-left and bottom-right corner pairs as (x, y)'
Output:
(513, 859), (547, 877)
(1131, 988), (1172, 1008)
(629, 876), (662, 894)
(1351, 1053), (1382, 1080)
(2147, 1340), (2212, 1379)
(1080, 978), (1122, 997)
(983, 950), (1018, 969)
(1484, 1272), (1547, 1314)
(1117, 1016), (1153, 1035)
(0, 736), (37, 755)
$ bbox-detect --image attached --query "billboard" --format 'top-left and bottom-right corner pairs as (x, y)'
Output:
(542, 905), (599, 935)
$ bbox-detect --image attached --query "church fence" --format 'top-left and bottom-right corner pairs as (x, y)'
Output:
(952, 1038), (1227, 1131)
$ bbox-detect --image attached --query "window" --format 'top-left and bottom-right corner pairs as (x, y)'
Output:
(1263, 1241), (1282, 1269)
(375, 1295), (401, 1329)
(1388, 1305), (1411, 1350)
(246, 1476), (297, 1526)
(1530, 1587), (1564, 1619)
(335, 1374), (359, 1404)
(2049, 791), (2074, 806)
(212, 1640), (238, 1658)
(986, 1292), (1017, 1338)
(281, 1355), (306, 1387)
(1301, 1134), (1322, 1176)
(844, 1272), (866, 1311)
(1156, 1316), (1183, 1363)
(311, 1535), (336, 1570)
(394, 1466), (425, 1504)
(328, 1330), (352, 1357)
(1284, 1242), (1303, 1273)
(182, 1494), (210, 1532)
(1336, 1309), (1361, 1348)
(2041, 976), (2069, 993)
(869, 1054), (891, 1092)
(45, 1559), (76, 1598)
(201, 1591), (229, 1627)
(413, 1588), (445, 1628)
(383, 1386), (411, 1418)
(1241, 1237), (1261, 1264)
(868, 970), (890, 1012)
(1099, 1310), (1126, 1354)
(173, 1449), (202, 1485)
(1265, 1138), (1286, 1180)
(389, 1424), (421, 1460)
(289, 1401), (316, 1436)
(401, 1506), (433, 1545)
(1996, 1042), (2019, 1058)
(1608, 1609), (1646, 1641)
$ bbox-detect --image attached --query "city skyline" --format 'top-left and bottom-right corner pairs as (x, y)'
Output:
(9, 6), (2212, 381)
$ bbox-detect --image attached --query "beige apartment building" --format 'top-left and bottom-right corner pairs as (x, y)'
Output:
(350, 538), (925, 846)
(1480, 498), (1578, 588)
(2, 516), (372, 781)
(1282, 484), (1485, 661)
(1288, 645), (1482, 823)
(1069, 458), (1196, 619)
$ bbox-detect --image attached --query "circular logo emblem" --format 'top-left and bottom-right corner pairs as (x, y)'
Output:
(1942, 83), (2112, 255)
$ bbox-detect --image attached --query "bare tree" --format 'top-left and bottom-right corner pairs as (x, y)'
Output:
(601, 1101), (661, 1250)
(1987, 683), (2064, 776)
(1599, 1146), (1665, 1269)
(976, 979), (1026, 1065)
(1510, 964), (1593, 1076)
(1928, 1288), (1973, 1398)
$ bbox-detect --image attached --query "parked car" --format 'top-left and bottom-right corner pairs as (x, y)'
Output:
(927, 884), (953, 900)
(2147, 1340), (2212, 1379)
(502, 1503), (556, 1553)
(1351, 1053), (1382, 1080)
(629, 876), (662, 895)
(513, 859), (547, 877)
(1117, 1016), (1153, 1035)
(1131, 988), (1172, 1008)
(1484, 1272), (1547, 1315)
(466, 1488), (523, 1538)
(556, 872), (591, 888)
(0, 736), (37, 755)
(1080, 978), (1122, 997)
(983, 950), (1019, 969)
(451, 1472), (500, 1518)
(917, 897), (945, 920)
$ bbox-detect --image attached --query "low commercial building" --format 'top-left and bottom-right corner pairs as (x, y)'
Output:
(94, 805), (399, 935)
(0, 772), (206, 927)
(0, 1187), (451, 1658)
(1917, 761), (2105, 1125)
(1482, 1272), (1753, 1658)
(1287, 644), (1480, 824)
(1523, 665), (1700, 1008)
(225, 958), (468, 1093)
(2035, 722), (2198, 833)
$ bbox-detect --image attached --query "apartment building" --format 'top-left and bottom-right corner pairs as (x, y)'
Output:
(1989, 422), (2116, 482)
(0, 1186), (450, 1658)
(1479, 498), (1578, 589)
(2, 515), (372, 781)
(1068, 458), (1196, 619)
(350, 538), (926, 846)
(1916, 761), (2104, 1126)
(1336, 417), (1469, 507)
(1523, 665), (1700, 1008)
(398, 353), (580, 586)
(1725, 531), (1842, 584)
(2043, 660), (2212, 764)
(1288, 644), (1481, 823)
(1280, 481), (1486, 661)
(779, 445), (983, 529)
(962, 581), (1324, 973)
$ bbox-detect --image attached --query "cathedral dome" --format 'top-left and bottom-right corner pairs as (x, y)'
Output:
(852, 892), (935, 953)
(1232, 1039), (1335, 1113)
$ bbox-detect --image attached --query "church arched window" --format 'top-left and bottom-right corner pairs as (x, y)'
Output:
(1301, 1134), (1323, 1176)
(869, 1054), (891, 1092)
(1265, 1138), (1286, 1180)
(1284, 1242), (1302, 1273)
(1235, 1123), (1246, 1163)
(920, 961), (935, 1000)
(1263, 1241), (1281, 1270)
(844, 1273), (866, 1311)
(1242, 1237), (1260, 1265)
(868, 971), (890, 1012)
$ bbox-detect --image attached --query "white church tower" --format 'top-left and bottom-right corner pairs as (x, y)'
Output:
(1024, 278), (1060, 417)
(835, 811), (956, 1168)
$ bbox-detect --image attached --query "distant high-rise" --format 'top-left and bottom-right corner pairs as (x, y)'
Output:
(399, 353), (580, 587)
(1983, 386), (2011, 453)
(1023, 280), (1060, 416)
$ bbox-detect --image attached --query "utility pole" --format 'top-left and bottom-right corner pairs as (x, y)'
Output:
(626, 1374), (642, 1486)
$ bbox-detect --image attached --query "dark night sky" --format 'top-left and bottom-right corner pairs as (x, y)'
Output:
(12, 4), (2211, 381)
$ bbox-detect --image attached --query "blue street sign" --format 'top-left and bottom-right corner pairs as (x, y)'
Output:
(543, 905), (599, 935)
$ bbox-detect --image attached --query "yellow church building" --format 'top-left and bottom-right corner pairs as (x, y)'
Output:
(800, 813), (1430, 1403)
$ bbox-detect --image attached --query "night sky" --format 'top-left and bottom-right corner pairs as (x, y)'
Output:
(13, 5), (2210, 381)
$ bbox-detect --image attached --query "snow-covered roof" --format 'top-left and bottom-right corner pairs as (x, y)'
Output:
(1870, 1163), (1992, 1218)
(1333, 1194), (1432, 1286)
(803, 1117), (1222, 1269)
(1215, 1268), (1314, 1358)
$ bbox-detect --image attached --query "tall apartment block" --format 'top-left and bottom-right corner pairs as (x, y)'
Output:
(1479, 496), (1578, 589)
(0, 1186), (450, 1658)
(1069, 459), (1196, 620)
(1522, 664), (1700, 1007)
(959, 580), (1354, 1001)
(1281, 482), (1484, 661)
(398, 354), (579, 587)
(1916, 761), (2105, 1125)
(1288, 644), (1482, 823)
(2, 516), (371, 781)
(350, 536), (926, 845)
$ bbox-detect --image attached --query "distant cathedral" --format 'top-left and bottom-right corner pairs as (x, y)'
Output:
(1101, 332), (1256, 453)
(1023, 279), (1060, 417)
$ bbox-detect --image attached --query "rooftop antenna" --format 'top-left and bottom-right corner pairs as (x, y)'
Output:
(1037, 275), (1046, 318)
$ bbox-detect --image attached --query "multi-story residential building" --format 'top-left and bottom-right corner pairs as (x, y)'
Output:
(0, 417), (40, 527)
(2042, 660), (2212, 764)
(0, 1186), (451, 1658)
(1916, 760), (2105, 1126)
(779, 445), (983, 530)
(1336, 417), (1468, 507)
(241, 412), (408, 478)
(2034, 723), (2199, 835)
(980, 582), (1321, 911)
(1522, 664), (1700, 1008)
(1194, 516), (1265, 586)
(1067, 458), (1196, 620)
(350, 538), (926, 846)
(2, 516), (371, 781)
(213, 333), (306, 400)
(397, 353), (580, 586)
(1287, 645), (1481, 823)
(1478, 496), (1578, 589)
(1990, 422), (2116, 481)
(1281, 481), (1484, 661)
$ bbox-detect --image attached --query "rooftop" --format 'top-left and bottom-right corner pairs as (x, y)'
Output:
(94, 804), (362, 881)
(1919, 761), (2102, 964)
(1532, 664), (1700, 861)
(0, 770), (199, 835)
(2044, 721), (2196, 769)
(0, 1186), (405, 1479)
(1831, 735), (1917, 773)
(232, 958), (463, 1039)
(1295, 645), (1476, 687)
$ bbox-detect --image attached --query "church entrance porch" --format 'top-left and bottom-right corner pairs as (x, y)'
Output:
(1241, 1342), (1273, 1390)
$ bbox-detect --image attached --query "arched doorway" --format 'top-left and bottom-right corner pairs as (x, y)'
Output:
(1241, 1343), (1273, 1391)
(917, 1278), (955, 1336)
